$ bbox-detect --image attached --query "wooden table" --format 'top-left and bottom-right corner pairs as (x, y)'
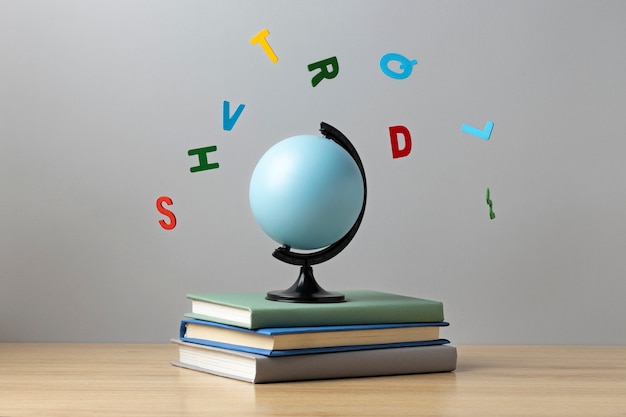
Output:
(1, 344), (624, 416)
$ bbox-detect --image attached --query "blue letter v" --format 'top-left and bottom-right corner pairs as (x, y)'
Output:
(223, 100), (246, 131)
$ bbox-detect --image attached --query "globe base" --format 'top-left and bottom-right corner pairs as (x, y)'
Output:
(266, 264), (345, 303)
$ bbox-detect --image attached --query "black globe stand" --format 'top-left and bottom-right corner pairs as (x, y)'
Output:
(265, 122), (367, 303)
(266, 262), (345, 303)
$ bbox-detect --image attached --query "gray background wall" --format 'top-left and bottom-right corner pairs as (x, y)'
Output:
(2, 0), (625, 344)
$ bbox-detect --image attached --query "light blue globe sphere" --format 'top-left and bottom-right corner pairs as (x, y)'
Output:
(249, 134), (364, 250)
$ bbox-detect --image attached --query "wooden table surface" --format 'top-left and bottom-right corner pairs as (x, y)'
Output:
(1, 344), (625, 416)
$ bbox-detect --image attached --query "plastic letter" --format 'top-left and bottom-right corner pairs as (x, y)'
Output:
(156, 196), (177, 230)
(307, 56), (339, 87)
(380, 53), (418, 80)
(250, 28), (278, 63)
(188, 146), (219, 172)
(389, 125), (412, 158)
(223, 101), (245, 131)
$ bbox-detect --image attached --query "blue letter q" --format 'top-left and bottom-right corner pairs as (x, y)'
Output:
(379, 53), (418, 80)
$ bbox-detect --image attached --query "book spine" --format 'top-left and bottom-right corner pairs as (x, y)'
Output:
(253, 345), (457, 383)
(250, 305), (444, 329)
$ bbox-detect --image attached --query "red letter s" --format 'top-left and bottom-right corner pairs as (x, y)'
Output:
(156, 196), (177, 230)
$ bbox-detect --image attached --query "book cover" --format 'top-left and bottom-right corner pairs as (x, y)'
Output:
(180, 318), (449, 356)
(186, 290), (445, 329)
(171, 339), (457, 383)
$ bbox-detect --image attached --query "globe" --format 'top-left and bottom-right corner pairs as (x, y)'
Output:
(249, 134), (365, 250)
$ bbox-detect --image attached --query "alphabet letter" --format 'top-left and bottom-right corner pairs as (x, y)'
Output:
(188, 146), (219, 172)
(223, 100), (245, 131)
(307, 56), (339, 87)
(250, 28), (278, 63)
(380, 53), (418, 80)
(389, 126), (412, 159)
(156, 196), (177, 230)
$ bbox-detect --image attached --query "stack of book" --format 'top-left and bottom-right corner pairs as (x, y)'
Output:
(171, 290), (456, 383)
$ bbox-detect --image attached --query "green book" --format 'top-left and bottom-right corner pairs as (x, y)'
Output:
(185, 290), (444, 329)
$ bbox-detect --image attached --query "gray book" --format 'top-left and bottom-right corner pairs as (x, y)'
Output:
(171, 339), (457, 383)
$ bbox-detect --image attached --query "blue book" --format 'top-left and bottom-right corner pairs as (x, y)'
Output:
(179, 318), (449, 357)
